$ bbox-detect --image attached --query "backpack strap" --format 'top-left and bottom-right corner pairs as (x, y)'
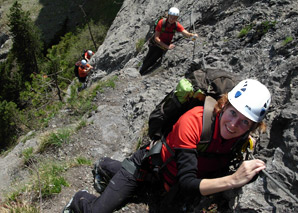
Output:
(199, 96), (217, 144)
(146, 97), (217, 171)
(197, 96), (249, 158)
(161, 18), (177, 34)
(147, 96), (217, 164)
(173, 21), (177, 34)
(161, 18), (167, 33)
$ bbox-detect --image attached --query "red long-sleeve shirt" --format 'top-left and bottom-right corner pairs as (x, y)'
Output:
(161, 106), (239, 195)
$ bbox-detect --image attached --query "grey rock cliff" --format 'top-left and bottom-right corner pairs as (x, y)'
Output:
(88, 0), (298, 211)
(0, 0), (297, 212)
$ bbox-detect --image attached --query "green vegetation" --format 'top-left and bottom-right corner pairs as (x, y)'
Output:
(238, 21), (277, 39)
(238, 24), (253, 38)
(1, 159), (69, 212)
(20, 132), (36, 144)
(0, 1), (122, 151)
(8, 1), (42, 82)
(136, 137), (143, 150)
(38, 128), (71, 153)
(67, 75), (118, 116)
(0, 0), (122, 211)
(136, 123), (149, 150)
(23, 75), (118, 154)
(136, 38), (146, 53)
(37, 161), (69, 196)
(0, 156), (92, 212)
(256, 21), (277, 36)
(0, 100), (19, 149)
(0, 202), (40, 213)
(76, 119), (87, 131)
(283, 36), (293, 45)
(21, 147), (35, 165)
(2, 120), (94, 210)
(76, 156), (92, 165)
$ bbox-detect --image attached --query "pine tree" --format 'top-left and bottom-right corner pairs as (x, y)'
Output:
(0, 53), (23, 103)
(0, 100), (19, 150)
(8, 1), (42, 82)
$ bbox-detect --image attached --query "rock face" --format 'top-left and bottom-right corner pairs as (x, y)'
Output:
(0, 0), (297, 212)
(89, 0), (298, 211)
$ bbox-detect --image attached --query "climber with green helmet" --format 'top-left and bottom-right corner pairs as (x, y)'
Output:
(63, 79), (271, 212)
(139, 7), (198, 75)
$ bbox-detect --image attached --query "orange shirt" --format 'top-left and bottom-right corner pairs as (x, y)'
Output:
(78, 64), (91, 78)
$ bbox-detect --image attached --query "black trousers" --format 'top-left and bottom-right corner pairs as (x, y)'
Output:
(70, 149), (147, 213)
(78, 76), (87, 83)
(139, 45), (166, 75)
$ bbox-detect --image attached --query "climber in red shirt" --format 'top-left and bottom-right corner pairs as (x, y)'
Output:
(63, 79), (271, 212)
(139, 7), (198, 75)
(83, 50), (94, 62)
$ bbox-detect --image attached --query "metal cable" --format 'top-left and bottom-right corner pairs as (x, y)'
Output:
(248, 151), (298, 203)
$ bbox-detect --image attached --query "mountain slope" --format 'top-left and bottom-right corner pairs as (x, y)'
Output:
(1, 0), (297, 212)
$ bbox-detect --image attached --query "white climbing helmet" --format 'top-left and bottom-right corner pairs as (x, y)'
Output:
(88, 50), (93, 56)
(228, 79), (271, 122)
(168, 7), (179, 16)
(81, 59), (87, 66)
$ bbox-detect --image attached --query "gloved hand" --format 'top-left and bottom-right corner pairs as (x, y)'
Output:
(175, 79), (194, 104)
(191, 33), (198, 41)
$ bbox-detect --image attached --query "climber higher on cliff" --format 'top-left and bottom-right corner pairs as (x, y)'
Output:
(139, 7), (198, 75)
